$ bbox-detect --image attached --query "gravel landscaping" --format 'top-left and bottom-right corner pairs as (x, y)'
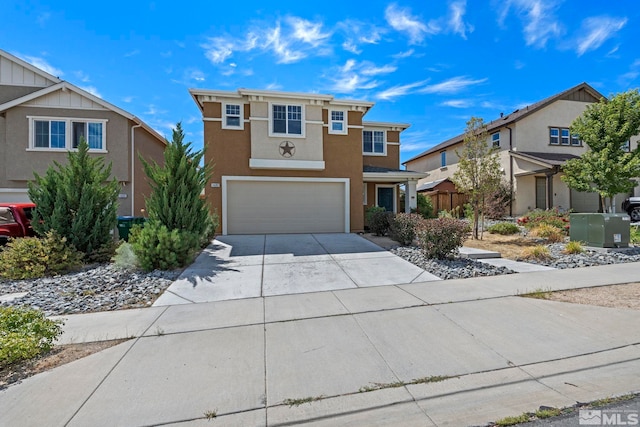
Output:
(0, 265), (180, 316)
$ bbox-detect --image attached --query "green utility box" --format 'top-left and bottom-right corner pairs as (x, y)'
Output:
(569, 213), (631, 248)
(116, 216), (146, 241)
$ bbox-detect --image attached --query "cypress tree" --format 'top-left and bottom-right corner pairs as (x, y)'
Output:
(28, 139), (119, 259)
(140, 122), (212, 236)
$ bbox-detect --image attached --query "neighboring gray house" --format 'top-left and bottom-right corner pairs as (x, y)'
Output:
(0, 49), (166, 216)
(404, 83), (640, 216)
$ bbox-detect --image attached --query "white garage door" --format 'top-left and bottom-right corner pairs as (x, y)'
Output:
(224, 178), (348, 234)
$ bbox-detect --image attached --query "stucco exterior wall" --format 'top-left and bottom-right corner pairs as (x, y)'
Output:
(133, 126), (166, 217)
(4, 106), (130, 182)
(203, 101), (366, 233)
(512, 100), (591, 154)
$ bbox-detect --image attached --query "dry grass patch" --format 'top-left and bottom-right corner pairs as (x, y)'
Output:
(545, 283), (640, 310)
(463, 232), (542, 260)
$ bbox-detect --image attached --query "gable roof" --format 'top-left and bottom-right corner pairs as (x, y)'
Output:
(0, 49), (61, 87)
(403, 82), (605, 165)
(0, 79), (166, 146)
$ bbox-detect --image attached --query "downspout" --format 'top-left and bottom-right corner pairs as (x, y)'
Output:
(131, 124), (142, 216)
(507, 126), (513, 217)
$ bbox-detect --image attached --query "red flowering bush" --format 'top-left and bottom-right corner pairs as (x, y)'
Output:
(517, 208), (570, 235)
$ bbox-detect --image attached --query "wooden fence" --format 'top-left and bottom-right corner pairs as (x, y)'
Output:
(423, 190), (469, 216)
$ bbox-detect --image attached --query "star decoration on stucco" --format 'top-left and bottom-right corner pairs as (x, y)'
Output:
(279, 141), (295, 158)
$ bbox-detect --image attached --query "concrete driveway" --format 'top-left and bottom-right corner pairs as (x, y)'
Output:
(153, 233), (440, 305)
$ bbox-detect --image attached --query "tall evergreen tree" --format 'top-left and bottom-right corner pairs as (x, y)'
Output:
(453, 117), (502, 239)
(562, 89), (640, 212)
(28, 139), (119, 258)
(140, 122), (212, 236)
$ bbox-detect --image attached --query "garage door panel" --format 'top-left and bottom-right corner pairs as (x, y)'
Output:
(226, 180), (346, 234)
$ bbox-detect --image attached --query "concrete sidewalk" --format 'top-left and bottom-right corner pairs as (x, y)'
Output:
(2, 262), (640, 426)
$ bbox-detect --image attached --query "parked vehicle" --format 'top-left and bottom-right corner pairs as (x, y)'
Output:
(0, 203), (36, 245)
(622, 197), (640, 222)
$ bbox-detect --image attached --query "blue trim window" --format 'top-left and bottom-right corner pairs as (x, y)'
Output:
(492, 132), (500, 148)
(441, 151), (447, 167)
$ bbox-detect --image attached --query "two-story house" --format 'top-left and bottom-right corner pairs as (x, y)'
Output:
(0, 49), (166, 216)
(404, 83), (640, 216)
(189, 88), (427, 235)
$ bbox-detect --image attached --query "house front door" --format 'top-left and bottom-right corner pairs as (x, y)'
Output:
(377, 187), (395, 212)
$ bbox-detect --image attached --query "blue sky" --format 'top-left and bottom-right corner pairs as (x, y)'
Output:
(2, 1), (638, 163)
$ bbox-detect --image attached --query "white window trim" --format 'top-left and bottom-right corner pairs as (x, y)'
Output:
(549, 127), (560, 145)
(363, 129), (387, 156)
(375, 184), (397, 213)
(269, 102), (305, 138)
(491, 132), (500, 148)
(328, 109), (348, 135)
(560, 128), (570, 145)
(27, 116), (108, 152)
(570, 133), (582, 146)
(222, 102), (244, 130)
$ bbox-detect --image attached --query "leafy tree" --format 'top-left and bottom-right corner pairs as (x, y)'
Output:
(28, 139), (119, 260)
(562, 89), (640, 212)
(452, 117), (502, 239)
(140, 122), (212, 236)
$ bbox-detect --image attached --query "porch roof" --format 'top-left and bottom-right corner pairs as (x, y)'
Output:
(510, 151), (580, 168)
(363, 165), (428, 183)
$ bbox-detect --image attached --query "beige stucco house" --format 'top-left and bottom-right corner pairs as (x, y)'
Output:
(0, 49), (166, 216)
(404, 83), (640, 216)
(189, 88), (427, 235)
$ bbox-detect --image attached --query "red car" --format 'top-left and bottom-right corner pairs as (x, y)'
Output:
(0, 203), (36, 245)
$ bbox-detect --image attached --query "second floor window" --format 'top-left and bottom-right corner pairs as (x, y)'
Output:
(550, 128), (559, 145)
(31, 117), (106, 151)
(441, 151), (447, 167)
(329, 110), (346, 134)
(225, 104), (241, 128)
(273, 104), (302, 135)
(363, 130), (384, 154)
(491, 132), (500, 148)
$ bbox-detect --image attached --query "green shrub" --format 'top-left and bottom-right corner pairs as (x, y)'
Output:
(129, 221), (199, 271)
(517, 208), (570, 234)
(487, 222), (520, 235)
(389, 213), (423, 246)
(564, 240), (585, 254)
(413, 193), (434, 219)
(112, 242), (139, 270)
(200, 212), (219, 248)
(0, 306), (64, 368)
(631, 226), (640, 245)
(416, 217), (471, 259)
(530, 224), (564, 243)
(0, 232), (83, 280)
(366, 206), (392, 236)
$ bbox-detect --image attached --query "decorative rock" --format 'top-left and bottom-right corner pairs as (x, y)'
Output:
(0, 264), (180, 316)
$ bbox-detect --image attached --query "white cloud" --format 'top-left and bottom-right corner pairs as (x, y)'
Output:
(79, 85), (101, 98)
(392, 49), (415, 59)
(21, 55), (63, 77)
(288, 17), (331, 47)
(385, 3), (438, 44)
(122, 96), (134, 103)
(74, 70), (91, 82)
(202, 16), (331, 66)
(265, 82), (283, 91)
(337, 20), (385, 54)
(124, 49), (140, 57)
(447, 0), (474, 39)
(498, 0), (563, 48)
(37, 12), (51, 26)
(376, 80), (429, 100)
(328, 59), (397, 94)
(419, 76), (487, 94)
(441, 99), (472, 108)
(575, 16), (627, 56)
(399, 130), (435, 153)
